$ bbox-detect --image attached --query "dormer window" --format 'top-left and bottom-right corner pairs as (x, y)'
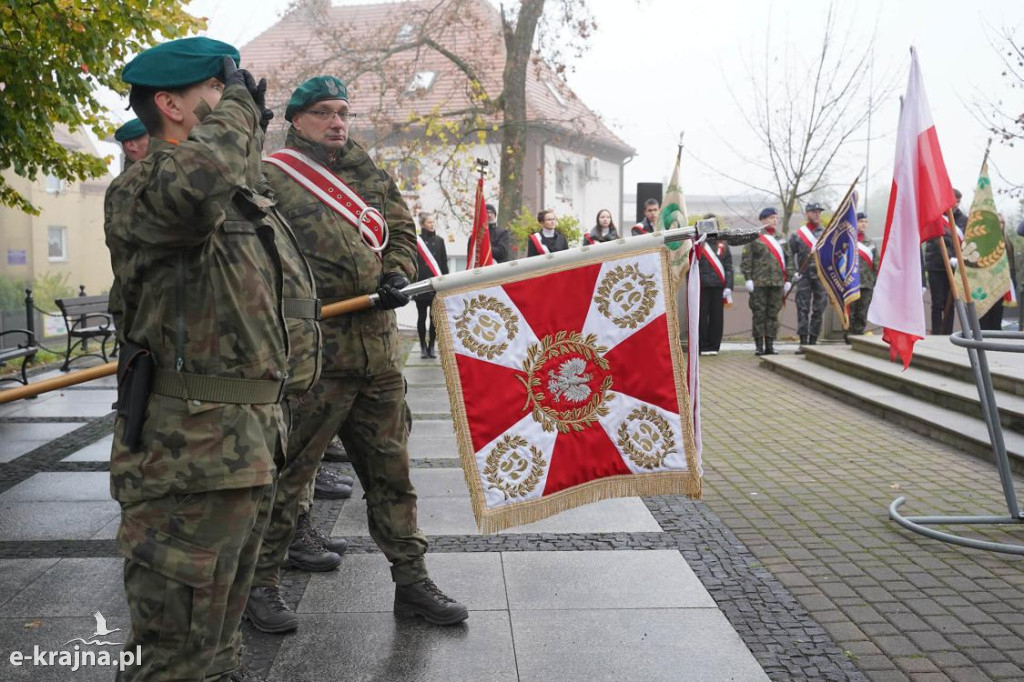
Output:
(406, 71), (437, 94)
(397, 23), (415, 43)
(545, 81), (567, 107)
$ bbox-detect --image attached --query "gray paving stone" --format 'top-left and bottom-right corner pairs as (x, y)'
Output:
(0, 559), (61, 607)
(0, 501), (119, 541)
(299, 552), (506, 614)
(406, 388), (452, 415)
(333, 497), (478, 537)
(503, 550), (716, 610)
(498, 497), (662, 534)
(1, 473), (111, 502)
(3, 558), (127, 617)
(407, 436), (459, 459)
(267, 612), (517, 682)
(62, 435), (113, 462)
(0, 391), (116, 419)
(511, 608), (769, 682)
(408, 419), (457, 439)
(349, 468), (468, 500)
(0, 423), (81, 463)
(0, 616), (125, 681)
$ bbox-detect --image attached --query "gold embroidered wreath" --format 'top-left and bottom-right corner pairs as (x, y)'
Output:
(454, 295), (519, 360)
(483, 434), (547, 500)
(616, 405), (676, 470)
(594, 263), (658, 329)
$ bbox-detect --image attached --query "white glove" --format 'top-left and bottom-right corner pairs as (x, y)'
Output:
(794, 272), (802, 283)
(722, 288), (732, 299)
(922, 286), (928, 293)
(784, 281), (792, 294)
(949, 258), (958, 269)
(744, 280), (754, 293)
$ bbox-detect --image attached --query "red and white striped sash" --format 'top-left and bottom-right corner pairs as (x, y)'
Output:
(264, 149), (389, 254)
(760, 234), (787, 280)
(701, 243), (726, 285)
(416, 236), (442, 277)
(797, 225), (817, 249)
(857, 242), (875, 271)
(529, 233), (550, 255)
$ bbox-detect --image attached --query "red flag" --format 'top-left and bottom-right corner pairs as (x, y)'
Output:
(868, 48), (956, 368)
(467, 175), (493, 268)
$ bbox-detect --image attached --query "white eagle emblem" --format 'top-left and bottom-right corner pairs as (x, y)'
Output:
(547, 358), (593, 403)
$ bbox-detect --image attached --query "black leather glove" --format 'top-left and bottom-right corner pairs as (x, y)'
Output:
(222, 57), (273, 130)
(375, 272), (411, 310)
(254, 78), (274, 132)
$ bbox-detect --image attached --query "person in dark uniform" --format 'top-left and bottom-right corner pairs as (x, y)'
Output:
(585, 208), (619, 244)
(631, 198), (659, 235)
(415, 212), (448, 357)
(527, 209), (569, 255)
(485, 204), (511, 263)
(696, 215), (734, 355)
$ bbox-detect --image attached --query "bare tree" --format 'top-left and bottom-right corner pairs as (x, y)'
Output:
(974, 25), (1023, 196)
(253, 0), (597, 230)
(713, 3), (890, 232)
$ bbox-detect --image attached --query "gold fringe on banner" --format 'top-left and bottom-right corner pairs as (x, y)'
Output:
(432, 247), (702, 534)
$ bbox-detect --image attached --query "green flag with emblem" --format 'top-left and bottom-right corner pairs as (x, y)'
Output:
(956, 160), (1012, 318)
(657, 146), (691, 289)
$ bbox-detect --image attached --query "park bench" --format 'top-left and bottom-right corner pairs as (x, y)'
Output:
(0, 292), (38, 387)
(55, 294), (115, 371)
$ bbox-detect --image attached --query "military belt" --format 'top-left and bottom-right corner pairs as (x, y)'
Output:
(152, 369), (285, 404)
(283, 297), (321, 320)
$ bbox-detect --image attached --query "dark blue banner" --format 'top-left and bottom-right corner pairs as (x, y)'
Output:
(814, 192), (861, 329)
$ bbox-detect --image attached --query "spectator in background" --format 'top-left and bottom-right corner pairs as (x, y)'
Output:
(788, 202), (828, 352)
(741, 207), (793, 356)
(416, 212), (448, 358)
(696, 214), (733, 355)
(527, 209), (568, 255)
(631, 198), (659, 235)
(923, 222), (957, 335)
(585, 209), (619, 244)
(486, 203), (511, 263)
(847, 212), (879, 338)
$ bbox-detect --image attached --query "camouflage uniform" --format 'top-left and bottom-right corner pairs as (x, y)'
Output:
(788, 224), (828, 338)
(741, 234), (794, 339)
(105, 84), (289, 680)
(848, 236), (879, 335)
(258, 128), (428, 588)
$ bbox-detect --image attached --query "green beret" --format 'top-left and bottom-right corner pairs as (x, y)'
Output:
(122, 37), (240, 89)
(285, 76), (349, 122)
(114, 118), (147, 143)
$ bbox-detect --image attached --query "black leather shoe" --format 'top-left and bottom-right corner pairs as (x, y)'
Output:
(322, 437), (348, 463)
(299, 513), (348, 555)
(314, 468), (353, 499)
(244, 586), (298, 634)
(754, 337), (764, 356)
(765, 338), (777, 355)
(419, 342), (429, 359)
(394, 578), (469, 625)
(286, 521), (341, 573)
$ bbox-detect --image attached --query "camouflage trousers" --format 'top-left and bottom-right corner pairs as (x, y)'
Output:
(848, 287), (873, 335)
(795, 279), (828, 337)
(254, 369), (428, 587)
(749, 285), (783, 338)
(116, 484), (274, 681)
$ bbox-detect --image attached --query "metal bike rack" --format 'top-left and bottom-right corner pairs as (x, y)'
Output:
(889, 300), (1024, 555)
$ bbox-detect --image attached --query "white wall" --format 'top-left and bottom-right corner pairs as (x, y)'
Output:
(542, 145), (621, 242)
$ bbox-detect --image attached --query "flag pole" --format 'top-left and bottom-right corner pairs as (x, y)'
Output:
(782, 169), (863, 302)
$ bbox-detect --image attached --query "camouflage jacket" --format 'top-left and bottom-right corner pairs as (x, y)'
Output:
(788, 224), (824, 282)
(740, 233), (794, 287)
(858, 236), (879, 289)
(104, 84), (289, 503)
(263, 129), (417, 376)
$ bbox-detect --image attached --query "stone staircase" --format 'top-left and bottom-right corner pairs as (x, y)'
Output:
(759, 335), (1024, 474)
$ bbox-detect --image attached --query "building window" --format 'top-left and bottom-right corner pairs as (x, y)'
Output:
(48, 226), (68, 262)
(397, 23), (415, 42)
(406, 71), (437, 94)
(545, 81), (567, 107)
(555, 161), (573, 198)
(44, 174), (65, 194)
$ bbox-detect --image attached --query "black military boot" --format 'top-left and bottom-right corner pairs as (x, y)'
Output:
(394, 578), (469, 625)
(754, 337), (764, 356)
(229, 664), (266, 682)
(244, 585), (299, 634)
(809, 335), (818, 345)
(298, 512), (348, 556)
(427, 329), (437, 358)
(795, 335), (807, 355)
(314, 467), (353, 499)
(322, 436), (348, 463)
(765, 337), (777, 355)
(419, 341), (429, 359)
(286, 518), (341, 572)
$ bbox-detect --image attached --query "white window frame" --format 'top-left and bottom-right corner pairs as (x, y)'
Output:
(48, 225), (68, 262)
(555, 160), (573, 198)
(406, 71), (437, 94)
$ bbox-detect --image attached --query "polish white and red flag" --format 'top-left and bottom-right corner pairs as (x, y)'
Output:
(436, 249), (701, 532)
(868, 48), (956, 369)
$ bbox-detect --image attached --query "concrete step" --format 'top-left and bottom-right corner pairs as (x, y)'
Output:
(802, 344), (1024, 436)
(760, 353), (1024, 475)
(850, 335), (1024, 397)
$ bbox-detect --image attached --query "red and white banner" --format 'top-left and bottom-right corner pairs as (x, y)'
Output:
(467, 175), (493, 268)
(264, 149), (389, 254)
(867, 48), (956, 368)
(436, 248), (701, 532)
(528, 233), (550, 255)
(687, 243), (703, 458)
(417, 236), (442, 278)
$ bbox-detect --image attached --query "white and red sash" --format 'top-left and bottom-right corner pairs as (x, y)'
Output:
(700, 243), (726, 285)
(760, 234), (787, 280)
(416, 235), (442, 277)
(797, 225), (817, 249)
(1006, 285), (1018, 305)
(857, 242), (875, 271)
(529, 233), (550, 255)
(264, 148), (389, 254)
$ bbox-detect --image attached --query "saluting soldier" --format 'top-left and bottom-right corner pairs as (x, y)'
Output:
(788, 202), (828, 351)
(105, 38), (282, 681)
(741, 207), (794, 355)
(252, 75), (468, 630)
(848, 212), (878, 337)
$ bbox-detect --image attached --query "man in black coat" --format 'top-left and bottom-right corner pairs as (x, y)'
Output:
(486, 203), (511, 263)
(416, 212), (449, 357)
(696, 223), (734, 355)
